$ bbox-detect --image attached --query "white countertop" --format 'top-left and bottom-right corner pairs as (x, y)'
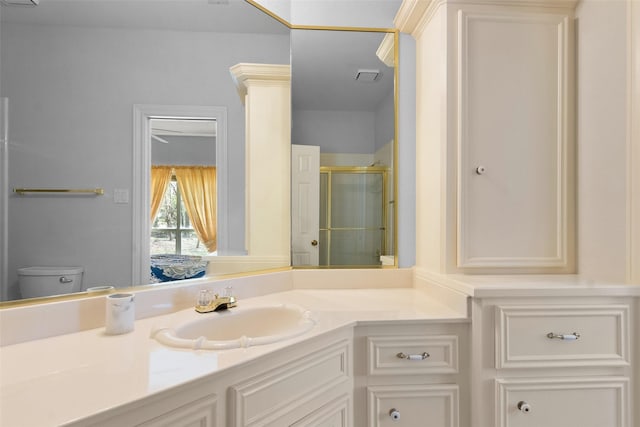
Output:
(416, 271), (640, 298)
(0, 288), (466, 427)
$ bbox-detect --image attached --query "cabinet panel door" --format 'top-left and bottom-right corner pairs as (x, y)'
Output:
(137, 395), (217, 427)
(290, 395), (351, 427)
(457, 10), (573, 270)
(496, 377), (629, 427)
(367, 385), (458, 427)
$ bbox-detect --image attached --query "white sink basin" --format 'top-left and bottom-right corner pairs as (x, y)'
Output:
(151, 304), (316, 350)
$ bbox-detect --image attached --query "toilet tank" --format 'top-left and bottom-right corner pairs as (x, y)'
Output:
(17, 266), (84, 299)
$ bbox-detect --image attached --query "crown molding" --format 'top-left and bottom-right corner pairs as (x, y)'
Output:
(229, 63), (291, 103)
(394, 0), (579, 35)
(394, 0), (435, 34)
(376, 33), (396, 67)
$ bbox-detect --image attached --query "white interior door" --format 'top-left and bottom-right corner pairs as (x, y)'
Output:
(291, 144), (320, 266)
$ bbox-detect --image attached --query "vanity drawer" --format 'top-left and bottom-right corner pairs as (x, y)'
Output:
(496, 377), (629, 427)
(367, 335), (458, 375)
(368, 384), (459, 427)
(495, 305), (630, 369)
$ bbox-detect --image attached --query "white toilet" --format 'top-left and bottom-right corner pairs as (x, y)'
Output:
(17, 266), (84, 299)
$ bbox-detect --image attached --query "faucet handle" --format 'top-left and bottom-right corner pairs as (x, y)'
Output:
(197, 289), (213, 307)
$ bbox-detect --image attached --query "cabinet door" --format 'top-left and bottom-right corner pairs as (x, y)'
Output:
(367, 385), (458, 427)
(457, 9), (573, 271)
(290, 395), (351, 427)
(136, 395), (217, 427)
(496, 377), (629, 427)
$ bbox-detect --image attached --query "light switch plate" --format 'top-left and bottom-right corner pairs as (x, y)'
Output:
(113, 189), (129, 204)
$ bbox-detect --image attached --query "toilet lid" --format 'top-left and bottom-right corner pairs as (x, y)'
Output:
(18, 266), (83, 276)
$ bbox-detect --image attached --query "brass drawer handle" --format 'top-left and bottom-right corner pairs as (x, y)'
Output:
(396, 352), (430, 360)
(547, 332), (580, 341)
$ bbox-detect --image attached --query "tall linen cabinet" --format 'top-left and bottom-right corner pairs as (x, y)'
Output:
(397, 0), (577, 276)
(396, 0), (637, 426)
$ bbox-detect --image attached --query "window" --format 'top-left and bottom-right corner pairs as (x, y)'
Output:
(150, 178), (207, 256)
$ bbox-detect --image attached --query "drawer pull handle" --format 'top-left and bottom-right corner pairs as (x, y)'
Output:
(517, 401), (532, 413)
(396, 352), (430, 360)
(547, 332), (580, 340)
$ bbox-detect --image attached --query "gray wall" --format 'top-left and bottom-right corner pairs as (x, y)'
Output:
(291, 109), (376, 153)
(2, 22), (289, 298)
(397, 33), (416, 268)
(291, 0), (401, 28)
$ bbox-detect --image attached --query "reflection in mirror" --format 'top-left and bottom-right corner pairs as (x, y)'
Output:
(149, 118), (215, 283)
(1, 0), (290, 302)
(291, 29), (396, 268)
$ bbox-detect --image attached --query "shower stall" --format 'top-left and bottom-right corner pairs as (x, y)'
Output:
(319, 166), (390, 266)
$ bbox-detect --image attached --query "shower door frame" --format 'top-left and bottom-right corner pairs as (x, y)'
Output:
(320, 166), (389, 267)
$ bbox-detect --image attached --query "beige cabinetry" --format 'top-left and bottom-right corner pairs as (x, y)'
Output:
(137, 395), (218, 427)
(454, 5), (575, 272)
(66, 385), (218, 427)
(354, 322), (469, 427)
(496, 377), (628, 427)
(229, 339), (352, 427)
(471, 296), (634, 427)
(68, 329), (352, 427)
(396, 0), (577, 274)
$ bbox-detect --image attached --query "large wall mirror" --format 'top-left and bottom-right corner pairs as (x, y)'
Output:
(0, 0), (398, 305)
(290, 28), (397, 268)
(0, 0), (290, 302)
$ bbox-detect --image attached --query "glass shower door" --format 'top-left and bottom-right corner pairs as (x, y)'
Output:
(319, 168), (386, 266)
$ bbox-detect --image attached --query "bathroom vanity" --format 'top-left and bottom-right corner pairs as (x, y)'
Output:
(0, 270), (638, 427)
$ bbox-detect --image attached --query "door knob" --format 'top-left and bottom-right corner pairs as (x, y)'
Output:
(389, 408), (400, 421)
(311, 240), (318, 246)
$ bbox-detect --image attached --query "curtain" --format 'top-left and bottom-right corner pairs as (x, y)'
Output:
(174, 166), (217, 252)
(150, 165), (173, 221)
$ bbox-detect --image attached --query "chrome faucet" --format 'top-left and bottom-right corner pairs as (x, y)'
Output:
(195, 288), (237, 313)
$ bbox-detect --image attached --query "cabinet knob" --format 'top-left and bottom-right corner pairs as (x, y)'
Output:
(517, 401), (532, 413)
(389, 408), (401, 421)
(475, 166), (486, 175)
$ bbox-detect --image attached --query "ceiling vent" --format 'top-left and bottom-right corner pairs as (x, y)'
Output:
(355, 69), (380, 83)
(0, 0), (39, 6)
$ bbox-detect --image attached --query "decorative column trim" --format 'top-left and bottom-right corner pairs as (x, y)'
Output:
(229, 62), (291, 260)
(628, 0), (640, 283)
(376, 33), (396, 67)
(229, 63), (291, 105)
